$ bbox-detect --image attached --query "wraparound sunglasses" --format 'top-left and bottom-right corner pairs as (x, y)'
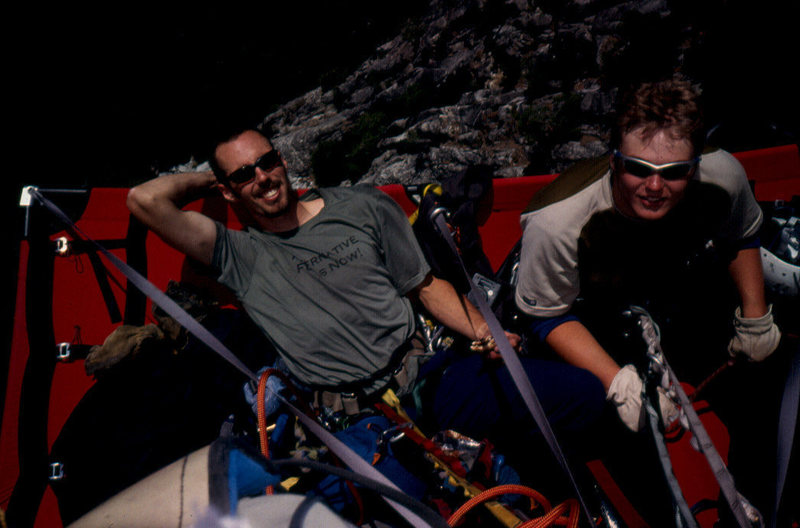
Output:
(613, 150), (699, 181)
(225, 149), (282, 185)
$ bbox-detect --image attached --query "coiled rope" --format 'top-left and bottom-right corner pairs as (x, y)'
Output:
(447, 484), (580, 528)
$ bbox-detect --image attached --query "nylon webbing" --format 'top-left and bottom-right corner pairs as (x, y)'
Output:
(643, 379), (698, 527)
(27, 188), (436, 528)
(771, 342), (800, 528)
(633, 307), (753, 528)
(431, 211), (596, 526)
(29, 189), (256, 382)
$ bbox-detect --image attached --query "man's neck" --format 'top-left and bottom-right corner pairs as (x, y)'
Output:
(258, 198), (325, 233)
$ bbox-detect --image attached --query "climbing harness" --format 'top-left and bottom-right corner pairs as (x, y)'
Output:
(631, 305), (763, 528)
(429, 207), (597, 526)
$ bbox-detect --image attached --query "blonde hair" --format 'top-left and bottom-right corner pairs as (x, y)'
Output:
(612, 79), (704, 156)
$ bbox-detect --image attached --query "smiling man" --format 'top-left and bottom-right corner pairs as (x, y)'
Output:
(516, 78), (778, 424)
(127, 127), (504, 395)
(514, 78), (782, 522)
(126, 125), (605, 491)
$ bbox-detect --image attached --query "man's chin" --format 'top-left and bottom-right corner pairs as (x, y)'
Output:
(633, 205), (670, 221)
(630, 196), (673, 219)
(261, 205), (290, 219)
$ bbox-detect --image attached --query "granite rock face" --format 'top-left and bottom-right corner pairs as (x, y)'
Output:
(181, 0), (703, 188)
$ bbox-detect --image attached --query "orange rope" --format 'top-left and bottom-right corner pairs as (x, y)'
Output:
(447, 484), (580, 528)
(256, 369), (274, 495)
(255, 368), (365, 518)
(522, 499), (580, 528)
(255, 367), (317, 464)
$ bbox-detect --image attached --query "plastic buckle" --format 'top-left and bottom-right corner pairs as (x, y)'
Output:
(54, 236), (71, 257)
(49, 462), (65, 481)
(341, 392), (360, 416)
(472, 272), (501, 306)
(19, 186), (38, 207)
(56, 343), (72, 362)
(429, 206), (450, 223)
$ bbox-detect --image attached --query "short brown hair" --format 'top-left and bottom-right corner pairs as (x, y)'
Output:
(612, 79), (705, 156)
(209, 127), (273, 183)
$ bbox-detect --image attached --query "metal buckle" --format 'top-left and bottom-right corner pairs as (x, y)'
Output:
(54, 236), (71, 257)
(48, 462), (65, 481)
(56, 343), (72, 362)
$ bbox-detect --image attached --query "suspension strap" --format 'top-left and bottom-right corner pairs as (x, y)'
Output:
(632, 306), (757, 528)
(771, 341), (800, 528)
(25, 187), (439, 528)
(642, 377), (698, 528)
(430, 209), (596, 526)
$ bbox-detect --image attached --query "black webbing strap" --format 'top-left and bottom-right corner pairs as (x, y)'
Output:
(771, 341), (800, 528)
(643, 373), (698, 527)
(27, 188), (436, 528)
(6, 205), (58, 528)
(29, 188), (256, 382)
(633, 306), (754, 528)
(84, 251), (123, 323)
(431, 210), (596, 526)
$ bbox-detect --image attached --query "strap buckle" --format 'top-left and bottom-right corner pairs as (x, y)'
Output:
(48, 462), (65, 481)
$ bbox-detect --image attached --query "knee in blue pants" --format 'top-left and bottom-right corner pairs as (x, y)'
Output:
(431, 354), (605, 444)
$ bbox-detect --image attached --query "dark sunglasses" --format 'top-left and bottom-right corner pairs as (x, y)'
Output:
(613, 150), (699, 181)
(225, 149), (282, 184)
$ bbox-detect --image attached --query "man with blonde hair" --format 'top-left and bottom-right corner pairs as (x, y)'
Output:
(515, 78), (782, 523)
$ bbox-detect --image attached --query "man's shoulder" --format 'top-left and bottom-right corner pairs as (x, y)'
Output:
(697, 148), (748, 194)
(523, 156), (610, 215)
(312, 185), (386, 205)
(521, 156), (613, 232)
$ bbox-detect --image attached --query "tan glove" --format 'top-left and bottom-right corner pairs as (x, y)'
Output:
(728, 305), (781, 362)
(607, 365), (679, 432)
(85, 324), (165, 375)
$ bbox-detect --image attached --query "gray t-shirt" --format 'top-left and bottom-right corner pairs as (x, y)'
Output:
(212, 186), (430, 389)
(515, 148), (763, 318)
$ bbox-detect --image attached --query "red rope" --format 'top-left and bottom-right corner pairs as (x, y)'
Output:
(374, 401), (470, 476)
(689, 358), (735, 402)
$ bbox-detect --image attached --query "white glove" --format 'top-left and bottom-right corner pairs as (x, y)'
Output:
(728, 305), (781, 362)
(607, 365), (679, 432)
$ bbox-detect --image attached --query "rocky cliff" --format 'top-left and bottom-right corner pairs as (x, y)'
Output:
(172, 0), (795, 188)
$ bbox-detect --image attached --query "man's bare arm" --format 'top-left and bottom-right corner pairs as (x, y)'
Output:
(411, 273), (520, 356)
(126, 171), (219, 265)
(413, 273), (488, 340)
(726, 246), (781, 361)
(728, 246), (768, 318)
(545, 320), (620, 391)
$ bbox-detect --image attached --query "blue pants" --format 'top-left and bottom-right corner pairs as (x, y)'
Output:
(431, 354), (605, 452)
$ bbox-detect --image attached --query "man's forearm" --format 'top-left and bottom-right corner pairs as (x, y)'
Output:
(414, 274), (488, 341)
(728, 246), (768, 318)
(545, 320), (620, 391)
